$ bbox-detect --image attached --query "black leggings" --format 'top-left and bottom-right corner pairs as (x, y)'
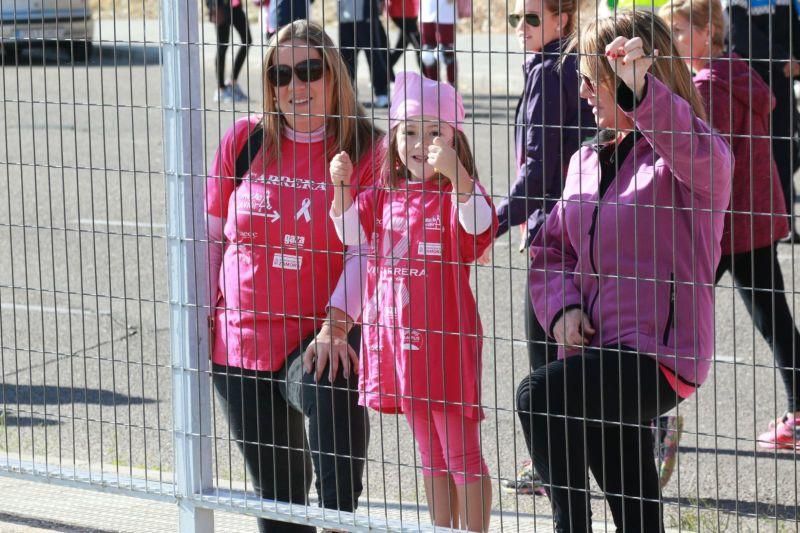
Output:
(215, 4), (253, 89)
(716, 244), (800, 413)
(339, 18), (390, 97)
(213, 329), (369, 533)
(525, 276), (558, 371)
(388, 17), (421, 72)
(517, 347), (680, 532)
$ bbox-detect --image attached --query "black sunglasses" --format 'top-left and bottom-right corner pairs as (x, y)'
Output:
(267, 58), (325, 87)
(579, 72), (595, 94)
(508, 13), (541, 28)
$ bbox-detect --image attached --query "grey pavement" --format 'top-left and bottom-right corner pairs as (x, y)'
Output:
(0, 16), (798, 532)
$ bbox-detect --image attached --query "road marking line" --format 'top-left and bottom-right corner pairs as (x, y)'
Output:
(0, 303), (112, 317)
(76, 219), (166, 230)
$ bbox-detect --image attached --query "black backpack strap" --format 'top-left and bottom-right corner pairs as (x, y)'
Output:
(234, 124), (264, 185)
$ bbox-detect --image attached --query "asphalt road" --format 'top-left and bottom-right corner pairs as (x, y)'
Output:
(0, 27), (798, 531)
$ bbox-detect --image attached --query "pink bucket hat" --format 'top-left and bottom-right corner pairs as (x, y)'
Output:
(389, 72), (465, 132)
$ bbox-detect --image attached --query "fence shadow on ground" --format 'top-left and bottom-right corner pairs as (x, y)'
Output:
(664, 496), (800, 522)
(0, 411), (60, 427)
(2, 43), (160, 67)
(679, 445), (797, 462)
(0, 385), (155, 407)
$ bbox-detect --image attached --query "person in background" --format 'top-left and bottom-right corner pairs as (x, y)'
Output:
(387, 0), (422, 79)
(725, 0), (800, 242)
(487, 0), (593, 496)
(662, 0), (800, 452)
(207, 0), (253, 103)
(327, 72), (497, 531)
(518, 11), (731, 531)
(206, 21), (380, 532)
(273, 0), (311, 28)
(419, 0), (463, 87)
(339, 0), (391, 108)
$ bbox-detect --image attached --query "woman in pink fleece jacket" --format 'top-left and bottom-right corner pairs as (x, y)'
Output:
(517, 11), (732, 532)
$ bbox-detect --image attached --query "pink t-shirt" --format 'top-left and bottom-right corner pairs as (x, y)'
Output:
(207, 116), (378, 371)
(356, 179), (497, 420)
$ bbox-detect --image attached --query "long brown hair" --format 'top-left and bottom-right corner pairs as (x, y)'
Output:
(573, 10), (707, 121)
(260, 20), (379, 165)
(382, 124), (478, 188)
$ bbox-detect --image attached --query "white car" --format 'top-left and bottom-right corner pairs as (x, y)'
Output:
(1, 0), (94, 61)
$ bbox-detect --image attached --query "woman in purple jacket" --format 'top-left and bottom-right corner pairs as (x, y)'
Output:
(517, 11), (731, 531)
(494, 0), (594, 495)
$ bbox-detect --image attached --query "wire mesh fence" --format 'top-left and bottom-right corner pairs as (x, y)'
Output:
(1, 0), (799, 531)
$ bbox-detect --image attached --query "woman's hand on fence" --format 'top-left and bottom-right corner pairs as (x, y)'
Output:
(605, 36), (657, 101)
(302, 323), (359, 383)
(552, 308), (595, 347)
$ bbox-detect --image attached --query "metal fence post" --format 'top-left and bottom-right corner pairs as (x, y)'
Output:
(161, 0), (214, 531)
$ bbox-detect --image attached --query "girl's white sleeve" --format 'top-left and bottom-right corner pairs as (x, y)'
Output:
(329, 202), (367, 245)
(457, 193), (494, 235)
(207, 215), (225, 308)
(327, 244), (368, 321)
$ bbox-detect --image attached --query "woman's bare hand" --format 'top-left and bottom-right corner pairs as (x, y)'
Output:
(552, 308), (595, 347)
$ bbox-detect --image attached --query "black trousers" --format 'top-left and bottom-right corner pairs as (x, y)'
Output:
(215, 4), (253, 88)
(274, 0), (308, 28)
(517, 347), (680, 532)
(526, 276), (559, 371)
(213, 329), (369, 533)
(388, 16), (421, 74)
(338, 16), (390, 97)
(716, 244), (800, 413)
(754, 64), (797, 216)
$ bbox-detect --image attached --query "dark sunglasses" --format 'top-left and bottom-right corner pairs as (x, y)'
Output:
(267, 58), (325, 87)
(579, 72), (596, 94)
(508, 13), (541, 28)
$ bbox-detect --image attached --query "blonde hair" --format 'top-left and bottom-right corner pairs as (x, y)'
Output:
(573, 10), (707, 121)
(382, 125), (478, 188)
(543, 0), (580, 36)
(659, 0), (726, 57)
(260, 20), (378, 165)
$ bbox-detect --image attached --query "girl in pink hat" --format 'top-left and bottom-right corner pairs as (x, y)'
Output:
(320, 71), (497, 531)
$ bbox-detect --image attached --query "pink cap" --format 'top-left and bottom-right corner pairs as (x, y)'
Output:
(389, 72), (465, 132)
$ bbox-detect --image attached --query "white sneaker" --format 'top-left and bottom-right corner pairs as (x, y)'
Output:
(373, 95), (389, 108)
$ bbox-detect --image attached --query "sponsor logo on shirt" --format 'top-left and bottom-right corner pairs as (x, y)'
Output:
(424, 215), (442, 231)
(272, 253), (303, 271)
(417, 242), (442, 256)
(283, 234), (306, 248)
(400, 329), (423, 351)
(368, 264), (427, 277)
(248, 190), (273, 211)
(260, 174), (327, 191)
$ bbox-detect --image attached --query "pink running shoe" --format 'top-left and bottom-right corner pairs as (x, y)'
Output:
(757, 414), (800, 450)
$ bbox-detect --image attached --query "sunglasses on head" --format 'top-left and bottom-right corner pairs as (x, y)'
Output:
(508, 13), (541, 28)
(267, 58), (325, 87)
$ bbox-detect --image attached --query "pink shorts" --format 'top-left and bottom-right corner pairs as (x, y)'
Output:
(404, 404), (489, 485)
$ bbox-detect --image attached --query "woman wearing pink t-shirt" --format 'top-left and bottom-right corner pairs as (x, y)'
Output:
(206, 21), (381, 532)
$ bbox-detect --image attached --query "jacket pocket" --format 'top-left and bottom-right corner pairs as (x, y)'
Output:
(662, 272), (675, 346)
